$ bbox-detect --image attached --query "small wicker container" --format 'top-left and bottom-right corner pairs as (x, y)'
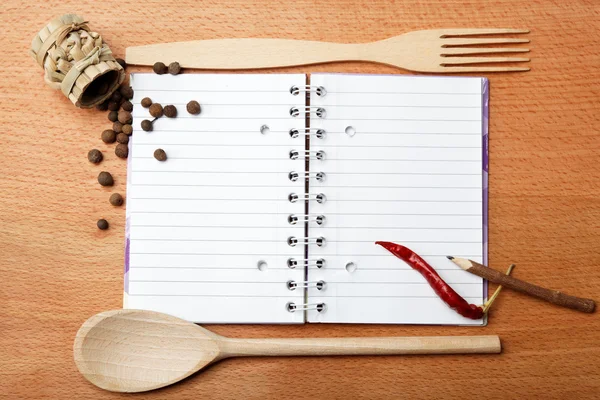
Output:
(30, 14), (125, 108)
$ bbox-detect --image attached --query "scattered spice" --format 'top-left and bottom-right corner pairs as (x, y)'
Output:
(112, 121), (123, 133)
(154, 148), (167, 161)
(116, 132), (129, 144)
(108, 110), (118, 122)
(97, 219), (109, 230)
(110, 90), (122, 103)
(141, 119), (153, 132)
(109, 193), (124, 206)
(98, 171), (114, 187)
(120, 85), (134, 100)
(101, 129), (116, 144)
(116, 58), (127, 69)
(108, 101), (120, 111)
(121, 101), (133, 112)
(375, 242), (484, 319)
(186, 100), (201, 115)
(87, 149), (103, 164)
(168, 62), (181, 75)
(96, 101), (109, 111)
(141, 97), (153, 108)
(164, 105), (177, 118)
(153, 62), (168, 75)
(122, 124), (133, 135)
(115, 144), (129, 159)
(149, 103), (163, 118)
(118, 110), (132, 124)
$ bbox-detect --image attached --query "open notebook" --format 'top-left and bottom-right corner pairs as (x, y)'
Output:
(124, 73), (488, 325)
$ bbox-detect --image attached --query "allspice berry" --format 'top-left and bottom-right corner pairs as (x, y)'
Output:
(116, 132), (129, 144)
(110, 91), (122, 104)
(109, 193), (124, 206)
(122, 124), (133, 135)
(116, 58), (127, 69)
(115, 144), (129, 159)
(149, 103), (163, 118)
(121, 100), (133, 112)
(108, 110), (118, 122)
(153, 62), (168, 74)
(164, 105), (177, 118)
(187, 100), (201, 115)
(97, 219), (109, 230)
(154, 148), (167, 161)
(108, 101), (120, 111)
(113, 121), (123, 133)
(120, 85), (134, 100)
(168, 62), (181, 75)
(88, 149), (103, 164)
(98, 171), (114, 187)
(118, 110), (132, 124)
(101, 129), (116, 144)
(141, 120), (153, 132)
(96, 101), (108, 111)
(141, 97), (153, 108)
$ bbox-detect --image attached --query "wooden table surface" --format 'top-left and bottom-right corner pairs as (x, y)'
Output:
(1, 0), (599, 398)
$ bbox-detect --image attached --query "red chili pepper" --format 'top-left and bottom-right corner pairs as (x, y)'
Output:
(375, 241), (484, 319)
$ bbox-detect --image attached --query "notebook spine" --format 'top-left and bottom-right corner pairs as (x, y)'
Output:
(286, 83), (328, 314)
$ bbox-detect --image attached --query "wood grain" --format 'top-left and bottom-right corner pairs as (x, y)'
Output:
(1, 0), (599, 399)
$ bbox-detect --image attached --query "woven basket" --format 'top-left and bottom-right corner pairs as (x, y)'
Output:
(30, 14), (125, 108)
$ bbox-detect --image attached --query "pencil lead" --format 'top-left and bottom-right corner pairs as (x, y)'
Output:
(446, 256), (454, 260)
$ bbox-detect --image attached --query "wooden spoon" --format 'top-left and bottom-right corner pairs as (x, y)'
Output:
(74, 309), (501, 393)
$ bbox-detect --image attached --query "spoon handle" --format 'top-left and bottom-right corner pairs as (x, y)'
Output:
(220, 335), (500, 357)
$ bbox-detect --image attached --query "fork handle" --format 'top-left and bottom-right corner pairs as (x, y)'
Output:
(126, 38), (366, 69)
(219, 335), (501, 358)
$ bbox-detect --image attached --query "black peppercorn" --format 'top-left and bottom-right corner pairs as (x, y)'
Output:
(108, 101), (120, 111)
(110, 90), (122, 103)
(109, 193), (124, 206)
(168, 62), (181, 75)
(120, 85), (134, 100)
(121, 100), (133, 112)
(187, 100), (201, 115)
(149, 103), (163, 118)
(97, 219), (109, 230)
(115, 144), (129, 159)
(116, 58), (127, 69)
(101, 129), (116, 144)
(108, 110), (118, 122)
(88, 149), (103, 164)
(163, 105), (177, 118)
(116, 133), (129, 144)
(141, 120), (153, 132)
(154, 148), (167, 161)
(141, 97), (153, 108)
(98, 171), (114, 186)
(153, 62), (168, 75)
(118, 110), (132, 124)
(96, 101), (109, 111)
(122, 124), (133, 135)
(113, 121), (123, 133)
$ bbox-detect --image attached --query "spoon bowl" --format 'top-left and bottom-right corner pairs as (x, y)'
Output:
(74, 309), (501, 393)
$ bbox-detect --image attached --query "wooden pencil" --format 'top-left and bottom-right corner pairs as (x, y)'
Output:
(447, 256), (595, 313)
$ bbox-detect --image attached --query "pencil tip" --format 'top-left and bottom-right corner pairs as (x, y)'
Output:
(446, 256), (454, 260)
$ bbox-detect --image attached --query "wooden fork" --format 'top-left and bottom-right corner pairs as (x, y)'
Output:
(126, 28), (530, 73)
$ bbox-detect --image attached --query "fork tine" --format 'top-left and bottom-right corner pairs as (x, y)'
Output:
(442, 47), (529, 55)
(441, 66), (531, 72)
(441, 57), (530, 65)
(444, 38), (530, 46)
(440, 28), (530, 36)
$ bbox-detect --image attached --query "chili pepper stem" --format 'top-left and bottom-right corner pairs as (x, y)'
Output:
(482, 264), (516, 314)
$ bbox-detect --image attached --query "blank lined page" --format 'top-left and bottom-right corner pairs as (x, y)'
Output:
(306, 73), (488, 325)
(125, 73), (307, 323)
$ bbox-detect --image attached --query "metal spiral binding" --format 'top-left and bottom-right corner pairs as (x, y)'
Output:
(287, 83), (328, 314)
